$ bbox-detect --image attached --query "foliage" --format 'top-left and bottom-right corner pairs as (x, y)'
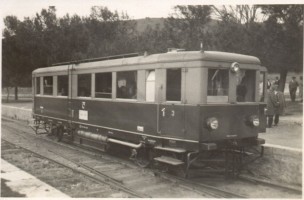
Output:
(2, 5), (303, 94)
(259, 5), (303, 72)
(164, 5), (213, 50)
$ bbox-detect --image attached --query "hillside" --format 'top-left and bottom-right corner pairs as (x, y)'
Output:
(135, 18), (165, 32)
(135, 18), (219, 33)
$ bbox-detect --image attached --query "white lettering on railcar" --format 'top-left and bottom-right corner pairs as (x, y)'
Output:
(79, 110), (88, 121)
(137, 126), (144, 132)
(161, 108), (166, 117)
(171, 110), (175, 117)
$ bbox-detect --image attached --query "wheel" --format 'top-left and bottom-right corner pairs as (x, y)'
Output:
(134, 148), (152, 168)
(57, 127), (64, 142)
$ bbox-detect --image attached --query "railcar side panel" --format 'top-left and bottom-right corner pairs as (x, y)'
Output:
(71, 99), (158, 134)
(34, 97), (69, 121)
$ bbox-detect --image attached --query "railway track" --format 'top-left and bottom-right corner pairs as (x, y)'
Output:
(238, 175), (302, 195)
(2, 117), (239, 198)
(1, 139), (138, 198)
(1, 117), (302, 198)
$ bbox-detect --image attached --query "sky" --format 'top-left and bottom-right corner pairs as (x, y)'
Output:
(1, 0), (302, 21)
(0, 0), (210, 20)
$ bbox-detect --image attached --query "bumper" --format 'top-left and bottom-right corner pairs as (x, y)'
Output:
(200, 137), (265, 151)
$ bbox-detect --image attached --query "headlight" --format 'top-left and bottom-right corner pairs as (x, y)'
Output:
(250, 115), (260, 127)
(230, 62), (240, 73)
(206, 117), (219, 130)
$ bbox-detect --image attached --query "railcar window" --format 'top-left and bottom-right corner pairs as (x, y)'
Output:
(236, 70), (256, 102)
(58, 75), (68, 96)
(146, 70), (155, 102)
(36, 77), (40, 95)
(166, 69), (181, 101)
(207, 69), (229, 96)
(95, 72), (112, 98)
(117, 71), (137, 99)
(78, 74), (91, 97)
(43, 76), (53, 95)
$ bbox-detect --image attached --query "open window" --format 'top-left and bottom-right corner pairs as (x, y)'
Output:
(95, 72), (112, 98)
(236, 70), (256, 102)
(166, 68), (181, 101)
(43, 76), (53, 95)
(117, 71), (137, 99)
(78, 74), (91, 97)
(207, 69), (228, 102)
(58, 75), (68, 96)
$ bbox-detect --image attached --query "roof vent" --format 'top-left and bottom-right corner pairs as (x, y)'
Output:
(167, 48), (185, 53)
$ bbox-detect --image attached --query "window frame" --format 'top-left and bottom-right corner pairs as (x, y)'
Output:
(42, 76), (54, 96)
(207, 68), (229, 103)
(35, 77), (41, 95)
(95, 72), (113, 99)
(116, 70), (138, 100)
(165, 68), (182, 103)
(57, 75), (69, 97)
(146, 70), (156, 102)
(77, 73), (92, 98)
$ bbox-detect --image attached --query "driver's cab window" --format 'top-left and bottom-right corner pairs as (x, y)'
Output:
(207, 69), (229, 103)
(236, 70), (256, 102)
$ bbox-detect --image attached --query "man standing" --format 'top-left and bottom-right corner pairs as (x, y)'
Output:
(274, 76), (280, 86)
(274, 85), (286, 126)
(289, 77), (298, 102)
(267, 79), (271, 90)
(299, 76), (303, 102)
(266, 85), (280, 128)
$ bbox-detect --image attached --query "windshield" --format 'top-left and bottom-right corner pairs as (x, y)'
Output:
(236, 70), (256, 102)
(207, 69), (229, 103)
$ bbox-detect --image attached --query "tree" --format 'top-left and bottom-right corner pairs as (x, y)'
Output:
(2, 5), (139, 101)
(211, 5), (264, 56)
(260, 5), (303, 91)
(2, 16), (33, 100)
(164, 5), (213, 50)
(212, 5), (260, 25)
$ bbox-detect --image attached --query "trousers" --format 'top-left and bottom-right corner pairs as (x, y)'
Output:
(267, 115), (273, 127)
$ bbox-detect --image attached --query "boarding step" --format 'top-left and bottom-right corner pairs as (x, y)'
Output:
(154, 156), (185, 166)
(154, 146), (186, 153)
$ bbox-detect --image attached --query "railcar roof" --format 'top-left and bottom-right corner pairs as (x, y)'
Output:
(32, 51), (261, 74)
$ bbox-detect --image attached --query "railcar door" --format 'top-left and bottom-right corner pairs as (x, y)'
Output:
(157, 68), (186, 138)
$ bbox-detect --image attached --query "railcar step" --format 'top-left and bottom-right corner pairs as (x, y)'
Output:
(154, 146), (186, 153)
(154, 156), (184, 166)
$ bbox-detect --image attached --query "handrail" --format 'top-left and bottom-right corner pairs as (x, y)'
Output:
(52, 53), (140, 66)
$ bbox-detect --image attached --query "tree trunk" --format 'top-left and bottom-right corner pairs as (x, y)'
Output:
(279, 69), (288, 92)
(6, 87), (10, 103)
(14, 86), (18, 101)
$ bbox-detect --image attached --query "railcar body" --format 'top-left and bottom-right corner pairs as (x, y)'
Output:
(32, 50), (267, 174)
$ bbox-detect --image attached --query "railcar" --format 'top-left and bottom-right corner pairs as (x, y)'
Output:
(31, 49), (267, 176)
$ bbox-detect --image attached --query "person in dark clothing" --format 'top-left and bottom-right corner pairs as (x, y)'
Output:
(289, 77), (299, 102)
(267, 79), (271, 90)
(299, 76), (303, 102)
(236, 84), (247, 102)
(266, 85), (280, 128)
(273, 85), (286, 126)
(274, 76), (280, 86)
